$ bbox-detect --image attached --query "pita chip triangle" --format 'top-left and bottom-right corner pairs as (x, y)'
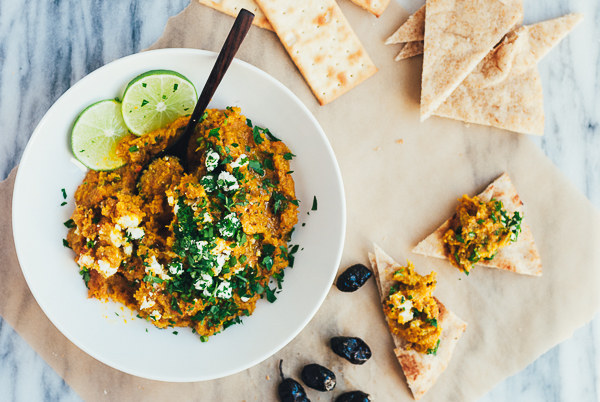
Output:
(413, 173), (542, 276)
(433, 14), (582, 135)
(395, 41), (424, 61)
(348, 0), (391, 17)
(369, 245), (467, 400)
(419, 0), (523, 121)
(385, 5), (425, 44)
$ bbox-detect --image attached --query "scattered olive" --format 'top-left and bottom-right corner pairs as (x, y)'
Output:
(330, 336), (372, 365)
(335, 391), (371, 402)
(278, 360), (310, 402)
(301, 363), (336, 392)
(336, 264), (372, 292)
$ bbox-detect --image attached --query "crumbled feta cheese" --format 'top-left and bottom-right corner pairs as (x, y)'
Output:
(200, 175), (217, 193)
(97, 259), (118, 277)
(218, 212), (241, 238)
(230, 154), (249, 168)
(194, 273), (213, 291)
(202, 212), (213, 223)
(150, 310), (161, 320)
(390, 295), (414, 324)
(127, 227), (145, 240)
(168, 261), (184, 276)
(212, 249), (231, 276)
(77, 254), (94, 267)
(193, 240), (208, 256)
(240, 296), (251, 302)
(117, 215), (140, 229)
(167, 196), (175, 206)
(205, 149), (220, 172)
(140, 296), (155, 310)
(145, 255), (171, 281)
(123, 244), (133, 256)
(173, 203), (180, 215)
(217, 171), (239, 192)
(215, 280), (233, 299)
(109, 227), (124, 248)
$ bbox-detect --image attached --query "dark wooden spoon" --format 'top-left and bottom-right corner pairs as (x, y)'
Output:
(143, 9), (254, 173)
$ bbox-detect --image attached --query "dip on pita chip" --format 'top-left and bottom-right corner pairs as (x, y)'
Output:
(420, 0), (523, 121)
(255, 0), (377, 105)
(369, 245), (467, 400)
(348, 0), (391, 17)
(413, 173), (542, 276)
(395, 41), (424, 61)
(385, 5), (425, 44)
(198, 0), (274, 31)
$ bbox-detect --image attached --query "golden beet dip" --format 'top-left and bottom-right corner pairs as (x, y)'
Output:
(66, 107), (299, 339)
(383, 261), (441, 354)
(443, 195), (523, 274)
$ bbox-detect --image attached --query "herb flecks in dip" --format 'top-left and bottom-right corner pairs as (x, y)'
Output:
(443, 195), (523, 274)
(383, 261), (441, 354)
(66, 107), (299, 340)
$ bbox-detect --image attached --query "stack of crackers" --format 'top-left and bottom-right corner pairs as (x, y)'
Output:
(199, 0), (387, 105)
(386, 0), (582, 135)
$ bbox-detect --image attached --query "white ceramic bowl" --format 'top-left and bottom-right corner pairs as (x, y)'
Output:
(12, 48), (345, 382)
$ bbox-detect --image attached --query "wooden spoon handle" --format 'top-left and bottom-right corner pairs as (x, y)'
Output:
(174, 9), (255, 161)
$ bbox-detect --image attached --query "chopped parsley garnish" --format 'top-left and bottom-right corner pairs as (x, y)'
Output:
(252, 126), (264, 144)
(283, 152), (295, 160)
(427, 339), (441, 355)
(248, 160), (264, 176)
(63, 219), (76, 228)
(141, 99), (149, 107)
(311, 196), (318, 211)
(61, 188), (67, 199)
(79, 267), (91, 288)
(62, 239), (71, 249)
(129, 145), (139, 152)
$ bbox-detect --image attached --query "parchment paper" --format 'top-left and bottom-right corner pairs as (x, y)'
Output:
(1, 1), (599, 400)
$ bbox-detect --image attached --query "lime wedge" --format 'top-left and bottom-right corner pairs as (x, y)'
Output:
(121, 70), (197, 136)
(71, 99), (129, 171)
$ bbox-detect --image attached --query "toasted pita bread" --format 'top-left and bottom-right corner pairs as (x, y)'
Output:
(369, 245), (467, 400)
(197, 0), (274, 31)
(420, 0), (523, 121)
(385, 5), (426, 44)
(348, 0), (391, 17)
(255, 0), (377, 105)
(395, 41), (424, 61)
(413, 173), (542, 276)
(433, 15), (582, 134)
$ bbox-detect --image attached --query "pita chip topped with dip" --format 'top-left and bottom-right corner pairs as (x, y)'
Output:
(369, 245), (467, 400)
(413, 173), (542, 276)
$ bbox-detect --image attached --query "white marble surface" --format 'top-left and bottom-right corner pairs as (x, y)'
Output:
(0, 0), (598, 400)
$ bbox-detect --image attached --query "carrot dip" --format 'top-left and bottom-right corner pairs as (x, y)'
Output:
(65, 107), (299, 340)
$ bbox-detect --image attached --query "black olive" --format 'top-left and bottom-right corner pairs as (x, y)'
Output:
(336, 264), (372, 292)
(278, 360), (310, 402)
(335, 391), (371, 402)
(330, 336), (372, 365)
(301, 363), (336, 392)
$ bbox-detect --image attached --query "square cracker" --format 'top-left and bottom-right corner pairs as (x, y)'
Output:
(385, 4), (425, 44)
(348, 0), (391, 17)
(420, 0), (523, 121)
(412, 173), (542, 276)
(369, 245), (467, 400)
(255, 0), (378, 105)
(198, 0), (274, 31)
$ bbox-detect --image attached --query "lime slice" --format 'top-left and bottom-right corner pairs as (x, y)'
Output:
(121, 70), (197, 136)
(71, 99), (129, 171)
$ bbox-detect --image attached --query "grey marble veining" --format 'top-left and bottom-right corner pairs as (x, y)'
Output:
(0, 0), (598, 401)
